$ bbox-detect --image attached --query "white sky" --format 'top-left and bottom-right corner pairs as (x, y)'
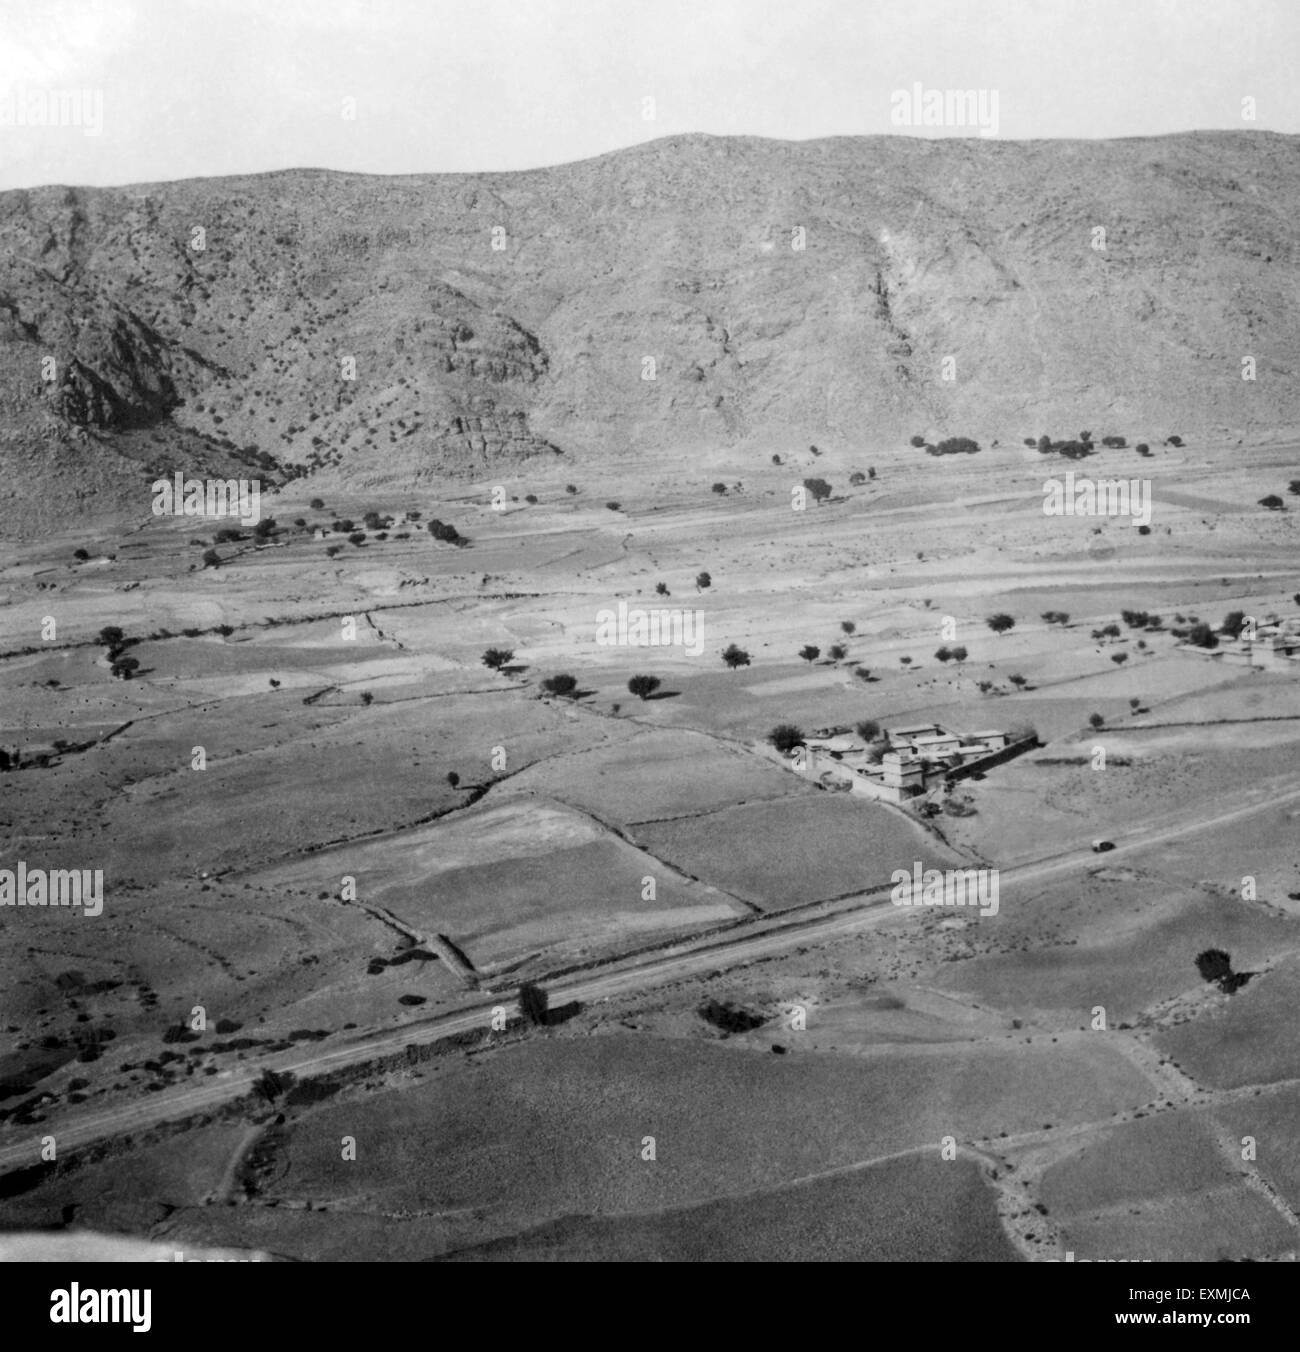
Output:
(0, 0), (1294, 190)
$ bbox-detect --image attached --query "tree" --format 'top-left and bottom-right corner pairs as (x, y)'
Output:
(910, 435), (926, 448)
(1080, 430), (1092, 443)
(1088, 713), (1104, 729)
(1288, 480), (1300, 496)
(986, 613), (1016, 635)
(110, 656), (140, 680)
(1130, 698), (1141, 711)
(360, 690), (373, 704)
(802, 477), (832, 504)
(1194, 949), (1232, 984)
(518, 981), (548, 1026)
(565, 484), (578, 494)
(1187, 623), (1218, 649)
(628, 675), (661, 701)
(849, 471), (866, 486)
(841, 621), (856, 635)
(447, 771), (460, 789)
(899, 655), (912, 666)
(97, 626), (126, 648)
(696, 571), (711, 590)
(855, 719), (880, 742)
(202, 549), (221, 568)
(721, 644), (750, 670)
(1259, 495), (1285, 510)
(1111, 652), (1128, 664)
(768, 724), (804, 754)
(771, 453), (782, 465)
(1221, 612), (1247, 640)
(951, 646), (968, 662)
(73, 548), (89, 561)
(253, 518), (276, 539)
(1166, 435), (1183, 447)
(1136, 443), (1151, 456)
(798, 645), (820, 663)
(1009, 673), (1028, 687)
(1037, 434), (1052, 453)
(711, 482), (727, 495)
(854, 666), (871, 681)
(482, 647), (515, 671)
(935, 647), (953, 663)
(655, 582), (669, 595)
(541, 674), (578, 697)
(827, 643), (847, 661)
(868, 467), (876, 480)
(606, 501), (621, 511)
(933, 437), (981, 455)
(310, 497), (325, 509)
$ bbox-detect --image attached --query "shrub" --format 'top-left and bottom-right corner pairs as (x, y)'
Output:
(519, 981), (548, 1026)
(1101, 435), (1126, 448)
(986, 613), (1015, 634)
(1088, 713), (1104, 729)
(935, 647), (952, 663)
(841, 621), (856, 635)
(910, 435), (926, 448)
(655, 582), (669, 596)
(933, 437), (981, 455)
(1166, 435), (1183, 447)
(525, 494), (538, 504)
(721, 644), (750, 670)
(951, 645), (967, 661)
(768, 724), (804, 754)
(798, 645), (820, 663)
(310, 497), (325, 509)
(1194, 949), (1232, 984)
(827, 644), (847, 661)
(696, 571), (711, 589)
(541, 673), (579, 697)
(606, 501), (621, 511)
(698, 1000), (764, 1033)
(1023, 438), (1036, 447)
(447, 771), (460, 788)
(1259, 495), (1285, 510)
(565, 484), (577, 494)
(628, 674), (661, 700)
(711, 483), (727, 495)
(73, 548), (89, 561)
(849, 471), (866, 485)
(802, 477), (832, 504)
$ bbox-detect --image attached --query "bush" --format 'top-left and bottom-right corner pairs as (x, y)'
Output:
(519, 981), (548, 1026)
(698, 1000), (764, 1033)
(628, 674), (661, 700)
(933, 437), (981, 455)
(768, 724), (804, 754)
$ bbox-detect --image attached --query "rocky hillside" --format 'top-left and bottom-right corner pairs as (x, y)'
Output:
(1, 131), (1297, 533)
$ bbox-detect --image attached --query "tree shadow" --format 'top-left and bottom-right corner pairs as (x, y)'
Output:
(645, 690), (681, 700)
(542, 1000), (583, 1027)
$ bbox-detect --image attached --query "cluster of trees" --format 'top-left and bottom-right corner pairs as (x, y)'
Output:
(98, 626), (140, 680)
(427, 519), (468, 546)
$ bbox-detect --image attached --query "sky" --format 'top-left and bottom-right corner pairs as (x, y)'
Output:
(0, 0), (1295, 190)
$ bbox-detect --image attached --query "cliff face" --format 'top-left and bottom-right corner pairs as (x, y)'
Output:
(1, 131), (1297, 533)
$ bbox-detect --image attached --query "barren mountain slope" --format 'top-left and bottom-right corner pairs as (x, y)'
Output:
(1, 131), (1296, 534)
